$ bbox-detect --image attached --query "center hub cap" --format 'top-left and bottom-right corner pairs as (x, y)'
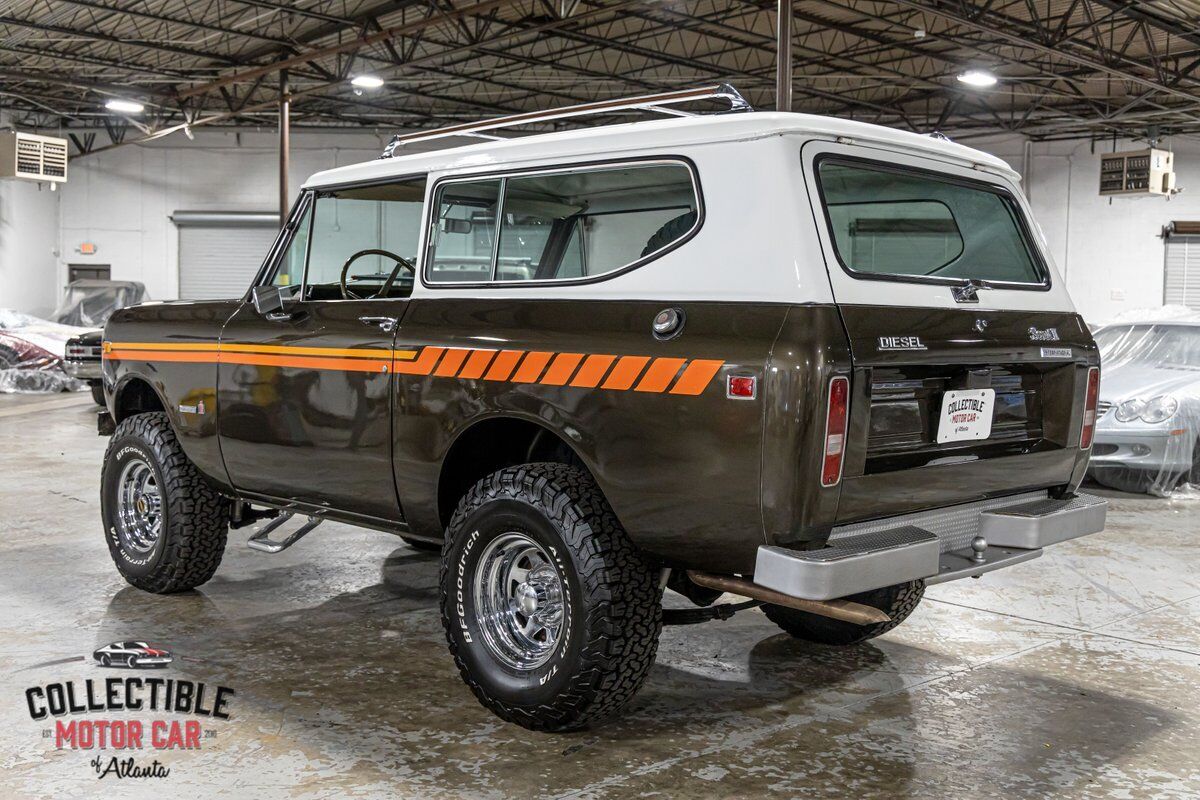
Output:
(516, 583), (539, 615)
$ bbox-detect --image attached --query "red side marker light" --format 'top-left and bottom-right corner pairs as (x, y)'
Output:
(727, 375), (756, 399)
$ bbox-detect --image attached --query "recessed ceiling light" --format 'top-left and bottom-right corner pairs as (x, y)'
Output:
(351, 75), (384, 89)
(957, 69), (998, 88)
(105, 99), (145, 113)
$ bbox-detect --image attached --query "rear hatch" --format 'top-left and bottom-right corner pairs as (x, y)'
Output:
(799, 140), (1098, 523)
(836, 306), (1094, 522)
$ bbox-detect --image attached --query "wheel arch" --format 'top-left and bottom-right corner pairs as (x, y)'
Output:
(436, 414), (601, 528)
(112, 375), (168, 423)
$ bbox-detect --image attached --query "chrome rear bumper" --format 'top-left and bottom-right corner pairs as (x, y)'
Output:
(755, 492), (1107, 601)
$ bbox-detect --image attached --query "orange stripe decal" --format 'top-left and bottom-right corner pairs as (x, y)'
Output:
(634, 358), (687, 393)
(104, 341), (728, 395)
(391, 346), (444, 375)
(669, 359), (725, 395)
(458, 349), (496, 380)
(601, 355), (651, 390)
(511, 351), (553, 383)
(435, 348), (470, 377)
(539, 353), (584, 386)
(570, 354), (616, 388)
(484, 350), (524, 382)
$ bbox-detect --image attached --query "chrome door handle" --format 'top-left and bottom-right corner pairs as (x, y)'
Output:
(359, 315), (397, 333)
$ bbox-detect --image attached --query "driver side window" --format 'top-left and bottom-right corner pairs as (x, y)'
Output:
(302, 176), (428, 301)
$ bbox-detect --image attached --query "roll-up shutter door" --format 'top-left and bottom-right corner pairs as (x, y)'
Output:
(1164, 230), (1200, 310)
(173, 211), (280, 300)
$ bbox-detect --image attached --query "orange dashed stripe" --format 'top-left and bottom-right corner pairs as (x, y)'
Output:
(484, 350), (524, 381)
(511, 351), (553, 383)
(601, 355), (651, 390)
(669, 359), (725, 395)
(391, 346), (444, 375)
(634, 357), (687, 393)
(540, 353), (585, 386)
(104, 342), (727, 395)
(434, 348), (470, 377)
(458, 349), (496, 379)
(570, 354), (616, 388)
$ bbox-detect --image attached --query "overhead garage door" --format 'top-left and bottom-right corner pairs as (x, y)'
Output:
(174, 211), (280, 300)
(1164, 222), (1200, 310)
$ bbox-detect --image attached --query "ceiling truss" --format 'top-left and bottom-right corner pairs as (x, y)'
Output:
(4, 0), (1200, 155)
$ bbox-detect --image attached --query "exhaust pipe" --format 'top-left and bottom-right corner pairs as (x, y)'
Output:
(686, 570), (890, 626)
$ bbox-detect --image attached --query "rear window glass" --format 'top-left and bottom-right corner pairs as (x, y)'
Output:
(817, 160), (1045, 286)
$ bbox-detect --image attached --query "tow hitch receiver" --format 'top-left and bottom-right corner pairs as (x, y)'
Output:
(246, 512), (323, 554)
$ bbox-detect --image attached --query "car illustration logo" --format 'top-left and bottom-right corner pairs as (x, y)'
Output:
(93, 641), (173, 669)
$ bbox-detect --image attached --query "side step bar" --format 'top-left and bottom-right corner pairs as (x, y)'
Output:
(246, 512), (323, 554)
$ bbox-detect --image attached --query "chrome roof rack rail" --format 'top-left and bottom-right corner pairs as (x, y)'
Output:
(380, 83), (751, 158)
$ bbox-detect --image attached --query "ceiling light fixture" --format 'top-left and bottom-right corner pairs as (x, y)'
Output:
(351, 75), (384, 89)
(956, 69), (998, 88)
(105, 99), (145, 113)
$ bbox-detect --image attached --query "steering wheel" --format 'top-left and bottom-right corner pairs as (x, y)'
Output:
(339, 248), (415, 300)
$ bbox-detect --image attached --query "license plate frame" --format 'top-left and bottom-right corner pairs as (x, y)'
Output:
(936, 388), (996, 444)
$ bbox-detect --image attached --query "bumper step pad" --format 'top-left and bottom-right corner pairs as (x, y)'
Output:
(756, 493), (1107, 601)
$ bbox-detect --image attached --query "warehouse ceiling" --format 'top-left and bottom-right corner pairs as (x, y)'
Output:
(4, 0), (1200, 155)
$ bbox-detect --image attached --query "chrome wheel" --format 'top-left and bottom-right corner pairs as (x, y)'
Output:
(116, 458), (163, 554)
(473, 533), (565, 671)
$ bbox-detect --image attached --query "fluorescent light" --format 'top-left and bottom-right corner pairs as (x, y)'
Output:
(105, 99), (145, 113)
(351, 75), (384, 89)
(957, 69), (998, 88)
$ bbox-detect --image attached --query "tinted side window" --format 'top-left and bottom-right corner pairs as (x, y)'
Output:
(425, 163), (698, 284)
(818, 160), (1044, 285)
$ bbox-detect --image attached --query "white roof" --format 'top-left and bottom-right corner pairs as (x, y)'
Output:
(303, 111), (1017, 189)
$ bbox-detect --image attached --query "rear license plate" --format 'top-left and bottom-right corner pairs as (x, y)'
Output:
(937, 389), (995, 443)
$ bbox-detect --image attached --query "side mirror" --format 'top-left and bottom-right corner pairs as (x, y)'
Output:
(251, 285), (286, 316)
(442, 218), (473, 234)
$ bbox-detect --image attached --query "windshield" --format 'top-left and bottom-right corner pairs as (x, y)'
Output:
(817, 159), (1045, 286)
(1095, 324), (1200, 370)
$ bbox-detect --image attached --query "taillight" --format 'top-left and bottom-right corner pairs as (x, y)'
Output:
(1080, 366), (1100, 450)
(821, 376), (850, 487)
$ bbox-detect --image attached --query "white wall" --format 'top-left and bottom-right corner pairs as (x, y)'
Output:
(5, 123), (1199, 324)
(58, 129), (386, 303)
(973, 133), (1200, 323)
(0, 177), (60, 317)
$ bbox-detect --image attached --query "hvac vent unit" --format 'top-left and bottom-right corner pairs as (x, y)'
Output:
(0, 131), (68, 184)
(1099, 148), (1175, 196)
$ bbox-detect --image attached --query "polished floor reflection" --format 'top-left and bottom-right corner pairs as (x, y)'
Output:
(2, 393), (1198, 798)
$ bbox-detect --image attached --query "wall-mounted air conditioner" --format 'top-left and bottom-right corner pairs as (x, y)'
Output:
(1099, 148), (1175, 196)
(0, 131), (68, 184)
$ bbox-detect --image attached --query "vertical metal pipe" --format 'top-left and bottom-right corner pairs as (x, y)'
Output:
(776, 0), (793, 111)
(279, 69), (290, 220)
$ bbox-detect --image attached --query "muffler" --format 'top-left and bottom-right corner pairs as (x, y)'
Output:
(686, 570), (890, 625)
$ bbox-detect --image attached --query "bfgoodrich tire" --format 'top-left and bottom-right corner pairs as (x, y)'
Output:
(440, 463), (662, 731)
(763, 580), (925, 646)
(100, 412), (229, 593)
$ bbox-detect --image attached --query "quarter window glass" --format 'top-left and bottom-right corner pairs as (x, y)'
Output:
(819, 161), (1043, 284)
(271, 202), (311, 290)
(302, 177), (427, 300)
(427, 179), (501, 283)
(425, 163), (698, 284)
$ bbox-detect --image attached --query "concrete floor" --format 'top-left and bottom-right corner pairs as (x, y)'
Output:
(2, 392), (1199, 799)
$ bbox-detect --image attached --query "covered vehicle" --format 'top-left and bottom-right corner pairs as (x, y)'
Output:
(53, 279), (146, 328)
(0, 309), (90, 394)
(1089, 311), (1200, 495)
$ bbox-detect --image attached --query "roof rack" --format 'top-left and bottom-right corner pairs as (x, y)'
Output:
(380, 83), (752, 158)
